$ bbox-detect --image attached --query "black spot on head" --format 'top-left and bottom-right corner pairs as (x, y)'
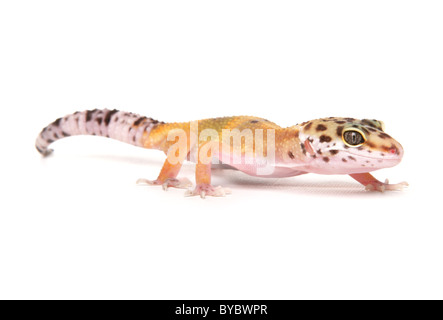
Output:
(317, 149), (322, 155)
(304, 122), (312, 130)
(342, 158), (347, 162)
(361, 127), (370, 135)
(316, 124), (327, 131)
(330, 150), (339, 155)
(300, 143), (307, 155)
(348, 156), (357, 161)
(323, 157), (330, 163)
(378, 132), (391, 139)
(336, 126), (344, 137)
(335, 120), (346, 124)
(319, 135), (332, 143)
(361, 119), (374, 127)
(288, 151), (295, 159)
(366, 141), (376, 148)
(250, 120), (259, 123)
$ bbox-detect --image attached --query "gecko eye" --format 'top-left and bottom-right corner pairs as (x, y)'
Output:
(343, 129), (366, 147)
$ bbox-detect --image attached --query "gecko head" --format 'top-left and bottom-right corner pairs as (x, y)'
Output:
(298, 117), (404, 174)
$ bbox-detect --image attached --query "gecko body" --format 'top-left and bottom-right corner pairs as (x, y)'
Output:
(36, 109), (407, 197)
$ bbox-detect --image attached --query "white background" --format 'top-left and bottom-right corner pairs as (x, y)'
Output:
(0, 1), (442, 299)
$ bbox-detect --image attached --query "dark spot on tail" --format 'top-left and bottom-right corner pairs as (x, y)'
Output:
(250, 120), (259, 123)
(86, 109), (98, 122)
(104, 109), (119, 125)
(134, 116), (148, 126)
(52, 118), (62, 127)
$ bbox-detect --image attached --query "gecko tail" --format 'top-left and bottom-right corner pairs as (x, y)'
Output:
(35, 109), (164, 156)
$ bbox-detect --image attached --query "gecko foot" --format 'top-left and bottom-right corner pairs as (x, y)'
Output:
(184, 184), (231, 199)
(365, 179), (409, 192)
(136, 177), (193, 191)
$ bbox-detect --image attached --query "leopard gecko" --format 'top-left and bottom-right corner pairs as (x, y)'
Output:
(36, 109), (407, 197)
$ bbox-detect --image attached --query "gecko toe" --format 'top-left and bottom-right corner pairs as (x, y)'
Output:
(184, 184), (231, 198)
(138, 177), (193, 190)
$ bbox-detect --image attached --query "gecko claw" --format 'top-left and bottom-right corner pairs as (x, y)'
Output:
(365, 180), (409, 192)
(184, 184), (231, 198)
(137, 177), (193, 190)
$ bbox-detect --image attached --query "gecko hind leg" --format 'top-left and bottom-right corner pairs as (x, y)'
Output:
(137, 156), (192, 191)
(349, 173), (408, 192)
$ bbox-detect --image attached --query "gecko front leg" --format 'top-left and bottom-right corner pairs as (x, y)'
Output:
(349, 173), (408, 192)
(185, 162), (231, 198)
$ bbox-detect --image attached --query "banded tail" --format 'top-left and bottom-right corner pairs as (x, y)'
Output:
(35, 109), (164, 156)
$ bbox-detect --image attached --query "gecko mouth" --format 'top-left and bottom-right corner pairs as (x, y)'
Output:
(343, 150), (402, 163)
